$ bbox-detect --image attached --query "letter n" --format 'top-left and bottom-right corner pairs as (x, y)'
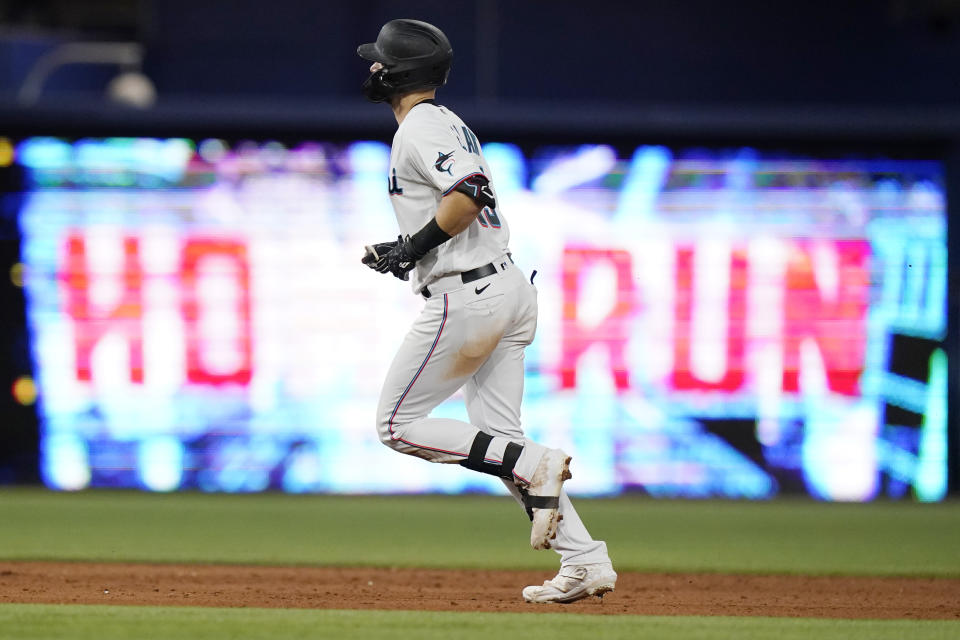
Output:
(782, 240), (870, 396)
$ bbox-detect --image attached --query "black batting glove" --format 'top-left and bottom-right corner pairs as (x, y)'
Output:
(379, 235), (423, 281)
(362, 238), (399, 270)
(362, 235), (422, 281)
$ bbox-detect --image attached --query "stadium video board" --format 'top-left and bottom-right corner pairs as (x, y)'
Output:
(9, 136), (948, 500)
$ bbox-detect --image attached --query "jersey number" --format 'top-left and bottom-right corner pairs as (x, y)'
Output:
(460, 126), (481, 155)
(476, 206), (501, 228)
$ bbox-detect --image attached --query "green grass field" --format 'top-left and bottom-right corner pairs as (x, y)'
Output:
(2, 605), (958, 640)
(1, 488), (958, 639)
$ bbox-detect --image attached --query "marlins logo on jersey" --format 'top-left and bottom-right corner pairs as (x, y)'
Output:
(434, 151), (455, 174)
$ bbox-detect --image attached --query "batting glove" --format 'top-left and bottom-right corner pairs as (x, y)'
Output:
(362, 236), (419, 281)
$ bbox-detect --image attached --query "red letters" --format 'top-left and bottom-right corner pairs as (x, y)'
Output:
(781, 241), (869, 396)
(63, 233), (144, 383)
(181, 239), (253, 385)
(560, 248), (637, 390)
(61, 233), (252, 386)
(558, 240), (869, 397)
(62, 232), (869, 397)
(672, 246), (748, 392)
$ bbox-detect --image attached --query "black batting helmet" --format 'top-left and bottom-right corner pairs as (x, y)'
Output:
(357, 19), (453, 103)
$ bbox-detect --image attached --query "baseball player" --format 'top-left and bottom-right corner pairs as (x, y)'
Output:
(358, 19), (616, 603)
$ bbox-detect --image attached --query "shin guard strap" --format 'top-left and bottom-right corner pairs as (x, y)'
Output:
(501, 442), (523, 478)
(459, 432), (523, 479)
(518, 489), (560, 521)
(460, 431), (495, 474)
(525, 495), (560, 510)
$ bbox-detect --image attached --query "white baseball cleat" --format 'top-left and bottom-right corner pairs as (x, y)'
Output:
(526, 448), (572, 550)
(522, 562), (618, 603)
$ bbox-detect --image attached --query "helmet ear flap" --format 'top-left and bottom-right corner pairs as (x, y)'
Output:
(362, 68), (396, 103)
(361, 62), (449, 103)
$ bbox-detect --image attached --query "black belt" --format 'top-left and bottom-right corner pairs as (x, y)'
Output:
(421, 255), (512, 299)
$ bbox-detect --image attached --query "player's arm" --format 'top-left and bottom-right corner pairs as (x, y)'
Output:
(435, 189), (481, 236)
(364, 176), (495, 280)
(406, 171), (497, 255)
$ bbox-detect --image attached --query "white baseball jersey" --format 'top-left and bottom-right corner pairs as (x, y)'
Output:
(387, 100), (510, 293)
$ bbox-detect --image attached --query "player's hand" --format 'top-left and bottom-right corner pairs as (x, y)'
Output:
(362, 239), (399, 269)
(362, 236), (417, 281)
(378, 235), (418, 281)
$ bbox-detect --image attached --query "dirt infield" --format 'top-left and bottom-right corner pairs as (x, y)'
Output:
(1, 561), (958, 619)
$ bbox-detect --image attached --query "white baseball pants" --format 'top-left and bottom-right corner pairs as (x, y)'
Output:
(376, 261), (610, 566)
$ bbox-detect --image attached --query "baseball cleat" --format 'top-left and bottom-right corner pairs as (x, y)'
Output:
(522, 562), (618, 604)
(526, 448), (571, 550)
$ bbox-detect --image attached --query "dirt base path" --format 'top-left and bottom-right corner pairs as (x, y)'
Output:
(1, 562), (958, 619)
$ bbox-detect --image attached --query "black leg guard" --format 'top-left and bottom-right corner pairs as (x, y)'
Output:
(518, 488), (560, 521)
(459, 431), (523, 480)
